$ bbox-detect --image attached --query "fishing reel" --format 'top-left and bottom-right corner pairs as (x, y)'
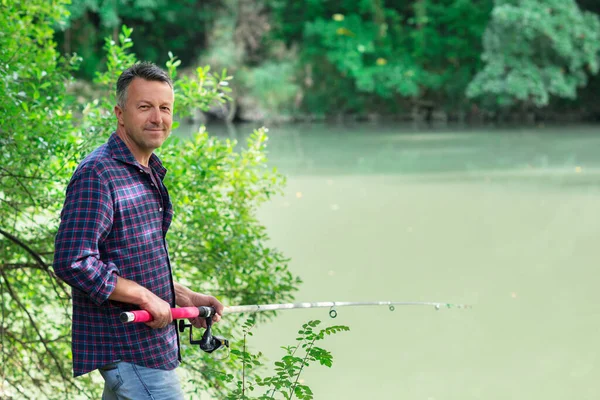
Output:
(178, 310), (230, 358)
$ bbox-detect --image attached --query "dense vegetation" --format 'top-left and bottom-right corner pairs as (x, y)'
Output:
(1, 1), (348, 398)
(2, 0), (599, 397)
(56, 0), (600, 120)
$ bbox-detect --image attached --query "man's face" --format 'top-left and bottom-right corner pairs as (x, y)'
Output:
(114, 78), (174, 155)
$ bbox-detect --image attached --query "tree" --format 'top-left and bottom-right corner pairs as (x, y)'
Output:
(1, 0), (95, 397)
(267, 0), (492, 115)
(57, 0), (221, 79)
(1, 1), (299, 398)
(466, 0), (600, 109)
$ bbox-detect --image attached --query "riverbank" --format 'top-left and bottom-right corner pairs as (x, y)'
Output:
(66, 78), (600, 127)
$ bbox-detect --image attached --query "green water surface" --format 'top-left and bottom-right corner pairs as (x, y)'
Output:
(179, 122), (600, 400)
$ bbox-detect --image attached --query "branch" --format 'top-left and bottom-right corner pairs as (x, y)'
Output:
(0, 167), (48, 180)
(0, 196), (23, 216)
(5, 378), (33, 400)
(1, 276), (85, 399)
(0, 171), (37, 208)
(52, 130), (103, 178)
(242, 329), (248, 396)
(4, 329), (75, 399)
(5, 329), (70, 345)
(0, 198), (58, 245)
(0, 270), (72, 386)
(4, 329), (30, 348)
(289, 337), (318, 399)
(0, 228), (71, 298)
(1, 263), (47, 271)
(1, 42), (23, 68)
(0, 229), (49, 271)
(3, 346), (52, 399)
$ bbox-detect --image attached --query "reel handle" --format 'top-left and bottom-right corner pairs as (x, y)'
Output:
(120, 306), (215, 323)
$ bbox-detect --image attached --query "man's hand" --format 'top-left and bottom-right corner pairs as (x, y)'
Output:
(109, 276), (173, 329)
(139, 291), (173, 329)
(174, 282), (224, 329)
(188, 292), (224, 329)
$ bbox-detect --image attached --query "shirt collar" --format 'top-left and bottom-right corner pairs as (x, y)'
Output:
(108, 132), (167, 179)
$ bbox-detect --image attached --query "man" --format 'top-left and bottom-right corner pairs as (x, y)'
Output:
(53, 61), (224, 399)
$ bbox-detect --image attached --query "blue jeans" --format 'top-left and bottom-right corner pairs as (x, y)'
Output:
(98, 361), (184, 400)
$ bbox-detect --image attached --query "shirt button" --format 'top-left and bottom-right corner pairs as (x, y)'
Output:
(159, 207), (163, 212)
(151, 183), (155, 186)
(139, 169), (143, 173)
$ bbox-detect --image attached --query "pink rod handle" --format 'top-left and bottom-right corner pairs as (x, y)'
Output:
(120, 306), (214, 323)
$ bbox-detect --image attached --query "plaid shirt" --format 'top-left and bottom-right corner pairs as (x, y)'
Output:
(53, 133), (180, 377)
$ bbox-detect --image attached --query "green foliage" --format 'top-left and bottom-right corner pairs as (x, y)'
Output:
(303, 12), (421, 99)
(196, 0), (301, 119)
(53, 0), (600, 117)
(169, 62), (233, 120)
(162, 124), (302, 397)
(58, 0), (220, 79)
(467, 0), (600, 108)
(408, 0), (494, 104)
(226, 320), (349, 400)
(236, 60), (301, 117)
(0, 1), (93, 397)
(51, 0), (600, 117)
(164, 128), (298, 307)
(268, 0), (492, 114)
(0, 5), (300, 398)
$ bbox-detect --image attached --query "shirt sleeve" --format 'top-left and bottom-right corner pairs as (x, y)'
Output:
(53, 165), (119, 305)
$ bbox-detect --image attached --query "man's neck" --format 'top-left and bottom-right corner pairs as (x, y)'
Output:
(116, 129), (152, 167)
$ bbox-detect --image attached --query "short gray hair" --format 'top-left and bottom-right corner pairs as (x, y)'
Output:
(116, 62), (173, 109)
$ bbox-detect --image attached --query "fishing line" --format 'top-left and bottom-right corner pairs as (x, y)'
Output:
(121, 300), (472, 354)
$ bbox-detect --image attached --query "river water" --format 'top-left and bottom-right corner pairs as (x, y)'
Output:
(178, 122), (600, 400)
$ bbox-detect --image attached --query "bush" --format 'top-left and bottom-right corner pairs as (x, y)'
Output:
(467, 0), (600, 108)
(0, 3), (303, 397)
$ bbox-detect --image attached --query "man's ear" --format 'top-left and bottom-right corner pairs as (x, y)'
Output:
(114, 105), (124, 125)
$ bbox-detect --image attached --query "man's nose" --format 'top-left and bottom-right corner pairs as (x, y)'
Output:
(148, 107), (162, 125)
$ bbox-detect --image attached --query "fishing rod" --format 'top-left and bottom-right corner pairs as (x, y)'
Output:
(120, 300), (471, 354)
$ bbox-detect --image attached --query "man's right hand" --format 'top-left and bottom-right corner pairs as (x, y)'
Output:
(139, 291), (173, 329)
(109, 276), (173, 329)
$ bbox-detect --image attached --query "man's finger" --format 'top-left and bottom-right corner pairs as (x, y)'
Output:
(189, 317), (207, 329)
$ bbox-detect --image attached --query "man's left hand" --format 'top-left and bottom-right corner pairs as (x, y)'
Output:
(187, 292), (224, 329)
(174, 282), (225, 328)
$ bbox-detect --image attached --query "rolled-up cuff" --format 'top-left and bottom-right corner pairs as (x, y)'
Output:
(89, 264), (119, 305)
